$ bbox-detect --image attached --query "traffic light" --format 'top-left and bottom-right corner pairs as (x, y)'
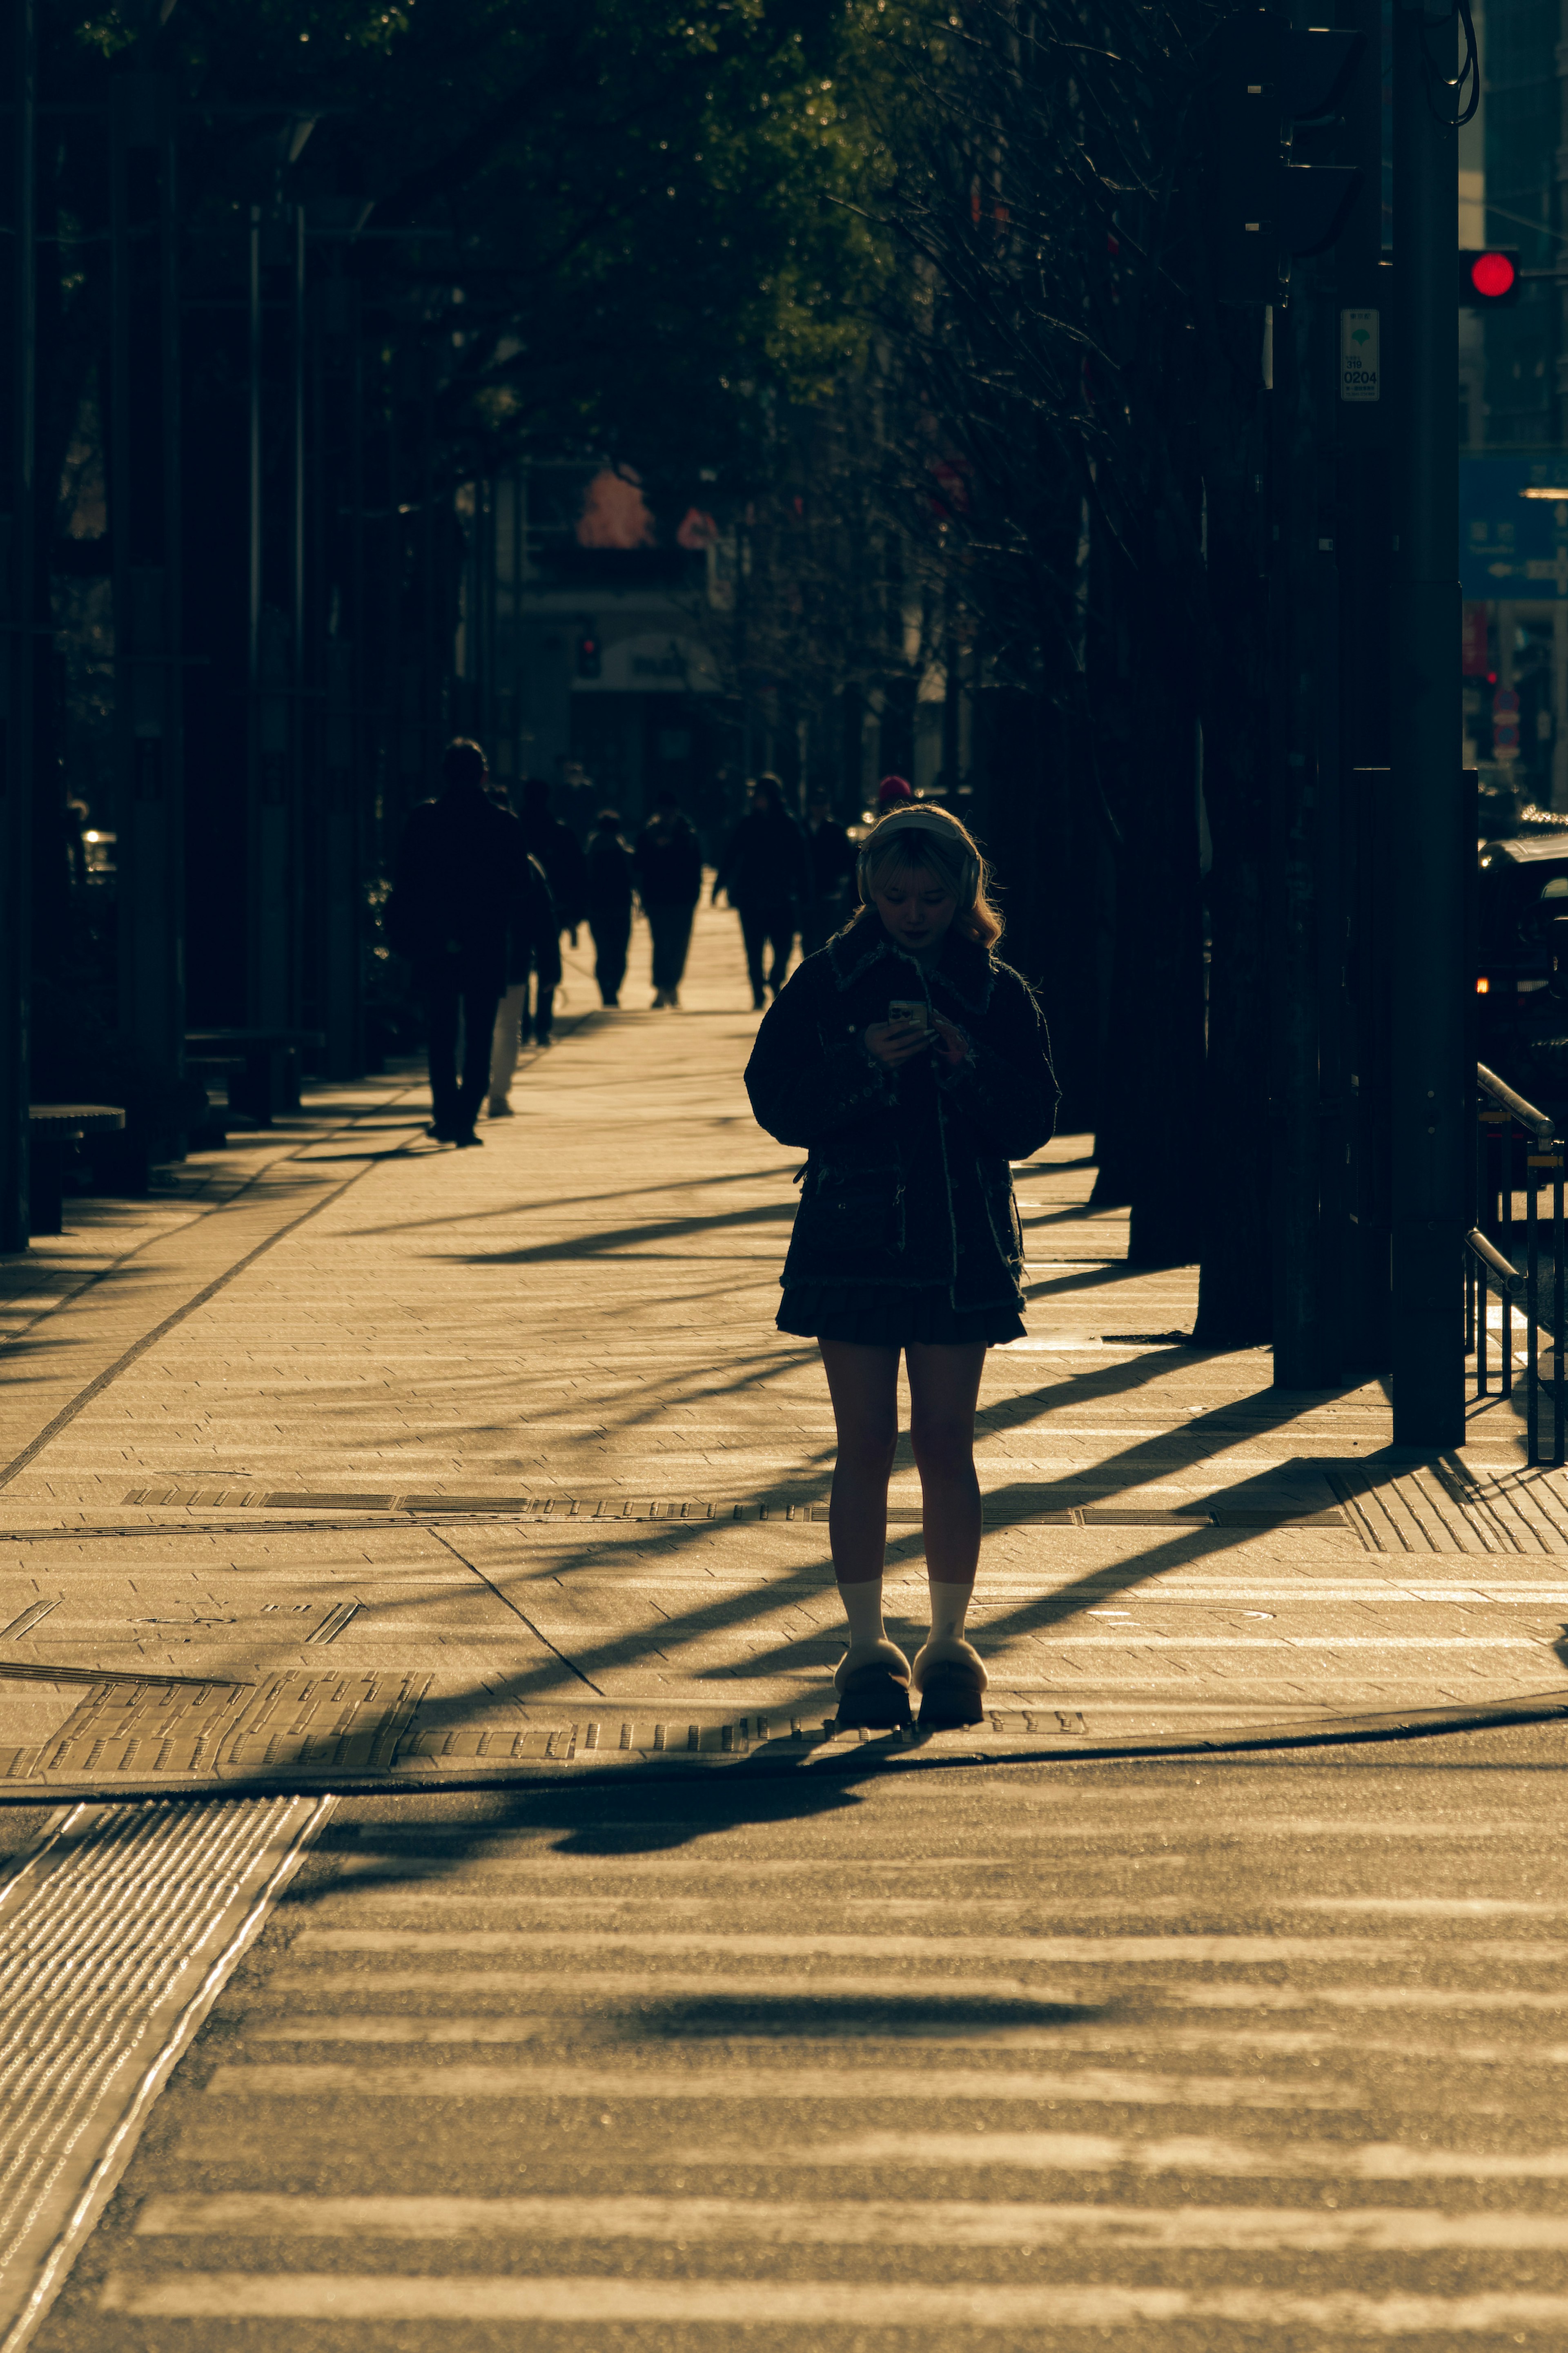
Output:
(1458, 249), (1522, 309)
(576, 628), (601, 680)
(1204, 6), (1364, 303)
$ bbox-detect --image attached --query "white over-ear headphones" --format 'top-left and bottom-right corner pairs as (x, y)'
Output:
(856, 805), (980, 901)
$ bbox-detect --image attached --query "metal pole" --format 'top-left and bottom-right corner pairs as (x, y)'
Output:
(1527, 1149), (1540, 1464)
(249, 208), (261, 709)
(0, 0), (35, 1250)
(1390, 0), (1465, 1446)
(110, 74), (183, 1171)
(1555, 1149), (1565, 1467)
(1501, 1117), (1514, 1393)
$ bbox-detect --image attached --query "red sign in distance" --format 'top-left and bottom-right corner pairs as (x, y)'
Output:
(1470, 250), (1517, 299)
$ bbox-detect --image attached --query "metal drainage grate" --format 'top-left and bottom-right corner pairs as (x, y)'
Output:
(113, 1485), (1346, 1534)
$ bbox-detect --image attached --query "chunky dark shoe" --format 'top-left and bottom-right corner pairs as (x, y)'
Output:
(834, 1660), (913, 1732)
(915, 1657), (987, 1733)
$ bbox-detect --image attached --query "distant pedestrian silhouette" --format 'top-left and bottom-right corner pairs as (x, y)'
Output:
(516, 778), (589, 1048)
(633, 790), (703, 1008)
(388, 738), (536, 1147)
(713, 773), (813, 1008)
(585, 810), (635, 1007)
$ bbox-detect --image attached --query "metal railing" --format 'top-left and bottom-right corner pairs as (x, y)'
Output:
(1469, 1061), (1566, 1465)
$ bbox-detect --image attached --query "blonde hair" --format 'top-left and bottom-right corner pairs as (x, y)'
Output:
(856, 807), (1002, 949)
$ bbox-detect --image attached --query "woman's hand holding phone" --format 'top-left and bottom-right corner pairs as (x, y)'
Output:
(865, 999), (931, 1068)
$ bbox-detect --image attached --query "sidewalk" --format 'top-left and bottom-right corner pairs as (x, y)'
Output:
(10, 899), (1568, 2353)
(2, 897), (1566, 1796)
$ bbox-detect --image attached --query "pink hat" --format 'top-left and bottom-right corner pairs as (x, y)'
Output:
(877, 775), (913, 808)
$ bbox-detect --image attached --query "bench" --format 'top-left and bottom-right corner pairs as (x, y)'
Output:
(184, 1056), (247, 1151)
(28, 1104), (125, 1235)
(183, 1030), (327, 1125)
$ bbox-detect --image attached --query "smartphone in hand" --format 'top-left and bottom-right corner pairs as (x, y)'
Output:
(887, 998), (928, 1033)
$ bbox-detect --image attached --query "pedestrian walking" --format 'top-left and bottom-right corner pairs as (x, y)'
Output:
(386, 738), (534, 1147)
(633, 790), (703, 1008)
(585, 809), (635, 1007)
(517, 778), (589, 1046)
(800, 788), (858, 956)
(744, 804), (1058, 1733)
(486, 854), (560, 1119)
(713, 772), (813, 1008)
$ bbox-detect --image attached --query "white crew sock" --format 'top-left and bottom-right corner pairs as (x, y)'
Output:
(838, 1580), (886, 1651)
(913, 1581), (985, 1693)
(926, 1581), (973, 1646)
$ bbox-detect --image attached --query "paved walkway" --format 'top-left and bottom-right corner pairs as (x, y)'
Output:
(7, 898), (1568, 2349)
(2, 896), (1567, 1795)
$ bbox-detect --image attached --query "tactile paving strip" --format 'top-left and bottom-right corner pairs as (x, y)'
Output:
(116, 1483), (1345, 1532)
(0, 1794), (325, 2343)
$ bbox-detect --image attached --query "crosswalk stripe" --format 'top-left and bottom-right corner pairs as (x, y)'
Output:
(200, 2061), (1357, 2109)
(128, 2192), (1568, 2252)
(239, 2004), (1568, 2061)
(93, 2273), (1568, 2328)
(297, 1872), (1568, 1919)
(265, 1962), (1568, 2006)
(289, 1927), (1480, 1960)
(670, 2132), (1568, 2181)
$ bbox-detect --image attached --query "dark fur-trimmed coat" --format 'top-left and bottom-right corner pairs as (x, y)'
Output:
(744, 914), (1060, 1311)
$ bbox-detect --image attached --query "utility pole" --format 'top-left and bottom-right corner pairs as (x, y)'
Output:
(1337, 0), (1396, 1377)
(0, 0), (34, 1249)
(1390, 0), (1466, 1446)
(110, 74), (185, 1157)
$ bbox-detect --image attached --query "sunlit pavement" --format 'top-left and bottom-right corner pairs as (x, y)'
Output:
(5, 897), (1568, 2346)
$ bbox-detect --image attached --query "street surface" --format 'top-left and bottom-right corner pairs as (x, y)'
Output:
(2, 898), (1568, 2347)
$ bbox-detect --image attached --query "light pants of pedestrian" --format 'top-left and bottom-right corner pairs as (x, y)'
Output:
(488, 983), (526, 1109)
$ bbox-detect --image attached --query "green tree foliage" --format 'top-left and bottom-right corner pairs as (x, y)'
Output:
(42, 0), (886, 504)
(820, 0), (1274, 1330)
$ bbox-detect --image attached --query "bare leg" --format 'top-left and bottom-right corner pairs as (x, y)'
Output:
(905, 1341), (988, 1702)
(905, 1340), (986, 1587)
(818, 1340), (909, 1708)
(819, 1338), (900, 1584)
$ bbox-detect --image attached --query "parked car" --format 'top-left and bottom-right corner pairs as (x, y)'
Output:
(1477, 830), (1568, 1063)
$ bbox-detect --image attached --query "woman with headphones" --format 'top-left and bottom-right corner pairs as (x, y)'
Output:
(744, 803), (1059, 1733)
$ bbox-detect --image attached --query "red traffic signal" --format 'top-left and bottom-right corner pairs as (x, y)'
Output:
(1459, 248), (1522, 307)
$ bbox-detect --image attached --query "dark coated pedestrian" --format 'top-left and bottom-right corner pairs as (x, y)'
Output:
(800, 788), (858, 957)
(633, 790), (703, 1008)
(713, 772), (813, 1008)
(517, 777), (589, 1046)
(387, 738), (537, 1147)
(744, 804), (1058, 1735)
(585, 810), (635, 1007)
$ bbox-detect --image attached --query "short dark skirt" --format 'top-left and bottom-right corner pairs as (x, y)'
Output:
(777, 1281), (1025, 1349)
